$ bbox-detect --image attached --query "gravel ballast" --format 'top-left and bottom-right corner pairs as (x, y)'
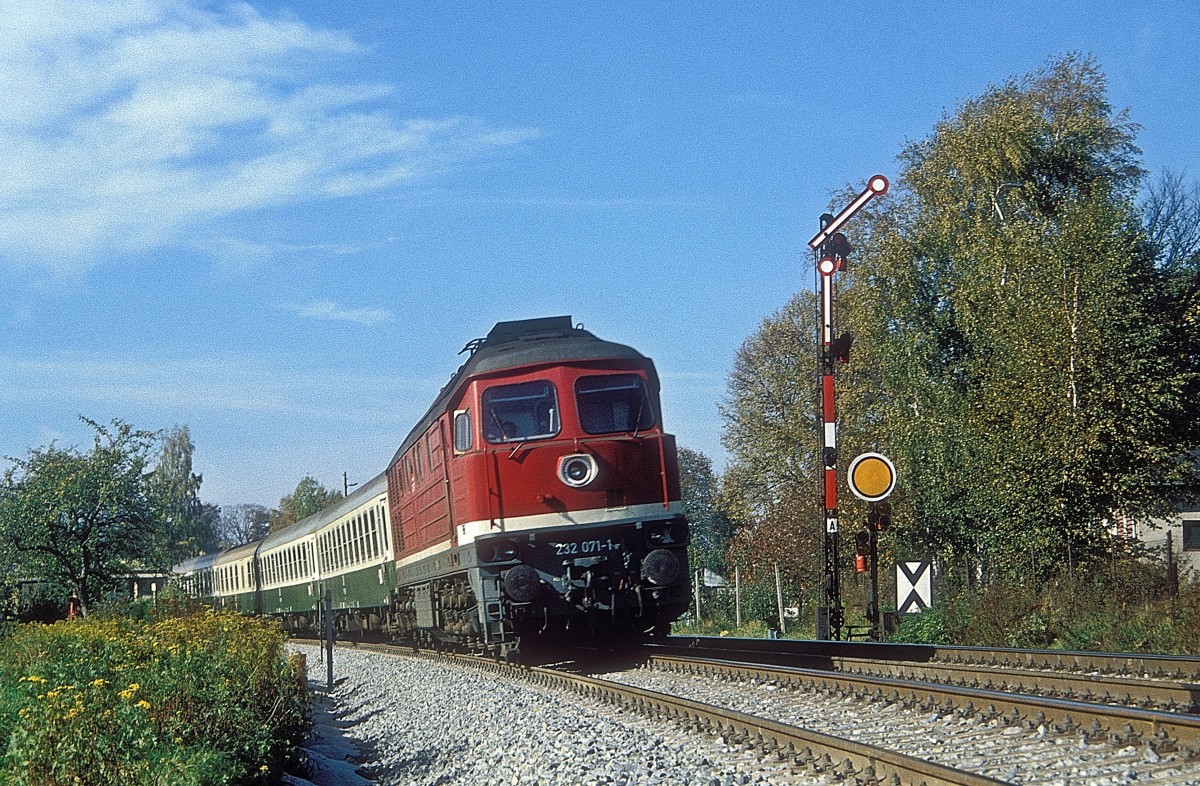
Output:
(291, 644), (1200, 786)
(290, 644), (816, 786)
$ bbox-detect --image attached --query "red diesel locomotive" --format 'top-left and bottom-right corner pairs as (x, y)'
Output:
(387, 316), (690, 654)
(175, 316), (690, 657)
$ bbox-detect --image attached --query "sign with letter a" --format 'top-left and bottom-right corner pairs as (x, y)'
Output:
(896, 561), (932, 614)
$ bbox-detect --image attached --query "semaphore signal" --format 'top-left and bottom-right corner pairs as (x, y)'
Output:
(809, 174), (888, 641)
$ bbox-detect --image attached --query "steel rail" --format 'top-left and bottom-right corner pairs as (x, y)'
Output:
(836, 658), (1200, 713)
(664, 636), (1200, 681)
(647, 653), (1200, 756)
(655, 637), (1200, 714)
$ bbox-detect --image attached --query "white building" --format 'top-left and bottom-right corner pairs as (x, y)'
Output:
(1132, 503), (1200, 578)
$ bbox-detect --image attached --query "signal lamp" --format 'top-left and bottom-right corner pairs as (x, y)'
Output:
(826, 232), (853, 260)
(829, 331), (854, 364)
(872, 502), (892, 532)
(854, 529), (871, 557)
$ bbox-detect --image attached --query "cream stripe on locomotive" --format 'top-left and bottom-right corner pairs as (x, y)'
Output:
(451, 501), (685, 547)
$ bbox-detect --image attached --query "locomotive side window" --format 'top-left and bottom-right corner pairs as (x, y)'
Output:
(575, 374), (655, 434)
(453, 410), (472, 452)
(483, 381), (560, 443)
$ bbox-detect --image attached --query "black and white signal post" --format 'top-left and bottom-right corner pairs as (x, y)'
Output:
(808, 174), (888, 640)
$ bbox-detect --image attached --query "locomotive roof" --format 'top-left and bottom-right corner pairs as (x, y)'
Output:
(389, 316), (658, 469)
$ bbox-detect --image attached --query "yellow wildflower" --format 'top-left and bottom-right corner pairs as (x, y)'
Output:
(90, 678), (108, 688)
(22, 675), (47, 684)
(136, 700), (151, 711)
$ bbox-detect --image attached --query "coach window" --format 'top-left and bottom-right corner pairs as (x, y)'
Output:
(576, 374), (655, 435)
(483, 381), (560, 443)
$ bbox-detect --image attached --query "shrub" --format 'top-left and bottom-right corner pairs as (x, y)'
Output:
(886, 557), (1200, 654)
(890, 608), (952, 645)
(0, 608), (309, 785)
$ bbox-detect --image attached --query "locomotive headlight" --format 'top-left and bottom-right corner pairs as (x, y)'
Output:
(647, 517), (689, 546)
(478, 538), (519, 563)
(557, 453), (598, 488)
(648, 524), (675, 545)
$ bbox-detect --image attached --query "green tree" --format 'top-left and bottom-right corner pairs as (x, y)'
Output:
(851, 54), (1199, 579)
(677, 446), (733, 573)
(147, 424), (217, 562)
(1141, 170), (1200, 447)
(0, 418), (158, 615)
(270, 476), (342, 531)
(717, 294), (847, 613)
(719, 293), (820, 523)
(217, 503), (272, 546)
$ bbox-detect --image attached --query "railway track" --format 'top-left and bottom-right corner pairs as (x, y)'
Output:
(663, 636), (1200, 690)
(653, 637), (1200, 717)
(374, 643), (1008, 786)
(321, 635), (1200, 785)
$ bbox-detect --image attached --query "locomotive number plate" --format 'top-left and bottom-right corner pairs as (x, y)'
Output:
(551, 538), (622, 557)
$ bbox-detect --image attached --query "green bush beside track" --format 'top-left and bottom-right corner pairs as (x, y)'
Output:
(0, 597), (309, 786)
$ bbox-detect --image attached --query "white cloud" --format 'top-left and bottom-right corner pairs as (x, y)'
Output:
(203, 235), (397, 271)
(0, 353), (425, 423)
(0, 1), (537, 273)
(284, 299), (392, 325)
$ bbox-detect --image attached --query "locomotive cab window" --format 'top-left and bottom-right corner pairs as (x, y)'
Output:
(575, 374), (655, 434)
(482, 381), (560, 443)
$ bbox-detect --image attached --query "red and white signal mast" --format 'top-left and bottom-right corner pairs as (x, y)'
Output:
(807, 174), (888, 640)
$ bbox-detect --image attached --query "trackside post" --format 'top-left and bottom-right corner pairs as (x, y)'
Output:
(324, 589), (333, 692)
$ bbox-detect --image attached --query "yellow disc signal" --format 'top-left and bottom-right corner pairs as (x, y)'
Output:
(847, 452), (896, 502)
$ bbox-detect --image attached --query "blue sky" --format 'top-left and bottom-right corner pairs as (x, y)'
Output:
(2, 1), (1197, 508)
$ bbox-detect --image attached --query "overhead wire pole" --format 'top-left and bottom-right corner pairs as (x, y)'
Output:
(808, 174), (888, 640)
